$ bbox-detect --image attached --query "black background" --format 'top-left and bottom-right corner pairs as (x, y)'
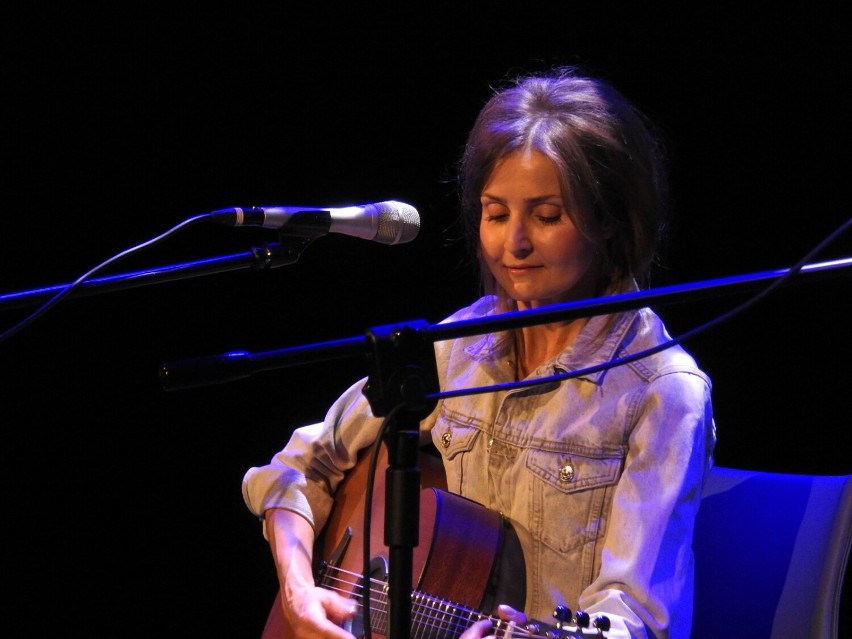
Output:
(2, 4), (850, 637)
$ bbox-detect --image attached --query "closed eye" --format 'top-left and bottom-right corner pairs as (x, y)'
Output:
(484, 213), (509, 223)
(537, 215), (563, 225)
(481, 200), (509, 223)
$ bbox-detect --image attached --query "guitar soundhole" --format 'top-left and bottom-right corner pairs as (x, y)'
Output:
(345, 555), (388, 639)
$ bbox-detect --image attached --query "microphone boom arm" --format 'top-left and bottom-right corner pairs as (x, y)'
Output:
(0, 235), (322, 312)
(158, 256), (852, 391)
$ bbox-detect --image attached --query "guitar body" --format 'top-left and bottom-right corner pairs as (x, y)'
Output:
(260, 444), (508, 639)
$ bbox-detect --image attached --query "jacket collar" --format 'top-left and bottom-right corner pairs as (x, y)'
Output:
(463, 281), (641, 385)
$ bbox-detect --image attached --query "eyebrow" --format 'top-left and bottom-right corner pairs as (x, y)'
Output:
(480, 192), (562, 204)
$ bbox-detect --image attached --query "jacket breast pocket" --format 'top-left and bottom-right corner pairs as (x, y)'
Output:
(431, 417), (483, 493)
(525, 448), (622, 553)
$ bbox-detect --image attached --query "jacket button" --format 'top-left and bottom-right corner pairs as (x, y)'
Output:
(440, 431), (452, 448)
(559, 463), (575, 483)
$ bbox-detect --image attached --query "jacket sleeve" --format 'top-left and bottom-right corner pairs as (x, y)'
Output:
(579, 368), (716, 639)
(240, 302), (477, 539)
(241, 378), (383, 536)
(241, 375), (442, 539)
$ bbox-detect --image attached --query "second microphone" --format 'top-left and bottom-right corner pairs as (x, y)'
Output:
(208, 200), (420, 245)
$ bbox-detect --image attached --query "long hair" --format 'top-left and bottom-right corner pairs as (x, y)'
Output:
(458, 66), (670, 300)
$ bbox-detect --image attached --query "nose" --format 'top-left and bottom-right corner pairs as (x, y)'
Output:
(505, 215), (533, 257)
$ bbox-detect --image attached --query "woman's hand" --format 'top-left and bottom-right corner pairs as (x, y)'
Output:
(281, 582), (359, 639)
(460, 604), (528, 638)
(266, 508), (359, 639)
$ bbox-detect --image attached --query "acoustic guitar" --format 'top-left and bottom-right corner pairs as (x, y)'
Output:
(259, 443), (609, 638)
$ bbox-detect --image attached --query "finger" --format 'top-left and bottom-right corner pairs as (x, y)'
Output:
(496, 604), (528, 624)
(322, 592), (359, 626)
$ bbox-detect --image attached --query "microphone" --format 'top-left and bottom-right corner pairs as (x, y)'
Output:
(208, 200), (420, 245)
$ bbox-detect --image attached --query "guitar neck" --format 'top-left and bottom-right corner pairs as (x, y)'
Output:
(355, 576), (606, 639)
(363, 584), (486, 638)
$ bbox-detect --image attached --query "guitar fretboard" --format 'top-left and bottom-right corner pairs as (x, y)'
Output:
(320, 564), (602, 639)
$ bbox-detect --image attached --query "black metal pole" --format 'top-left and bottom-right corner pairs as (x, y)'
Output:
(157, 257), (852, 390)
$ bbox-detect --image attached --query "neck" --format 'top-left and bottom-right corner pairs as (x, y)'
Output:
(514, 318), (587, 379)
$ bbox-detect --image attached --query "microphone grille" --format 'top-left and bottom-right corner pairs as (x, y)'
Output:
(375, 201), (420, 244)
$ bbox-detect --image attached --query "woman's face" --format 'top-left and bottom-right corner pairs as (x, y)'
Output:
(479, 149), (601, 310)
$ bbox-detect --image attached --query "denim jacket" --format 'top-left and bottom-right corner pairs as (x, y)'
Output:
(242, 295), (716, 639)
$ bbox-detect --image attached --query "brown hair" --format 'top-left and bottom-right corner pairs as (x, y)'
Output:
(459, 66), (670, 298)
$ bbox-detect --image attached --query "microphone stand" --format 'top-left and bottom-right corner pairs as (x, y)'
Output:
(362, 320), (439, 639)
(4, 221), (851, 639)
(158, 256), (852, 390)
(1, 209), (407, 313)
(0, 234), (321, 312)
(156, 256), (852, 639)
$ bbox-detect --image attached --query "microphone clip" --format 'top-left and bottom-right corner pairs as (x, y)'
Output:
(273, 210), (340, 265)
(363, 320), (439, 421)
(251, 212), (335, 268)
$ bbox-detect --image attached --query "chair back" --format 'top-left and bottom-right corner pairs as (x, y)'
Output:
(692, 466), (852, 639)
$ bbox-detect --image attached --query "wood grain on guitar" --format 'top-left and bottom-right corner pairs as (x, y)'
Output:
(260, 444), (609, 638)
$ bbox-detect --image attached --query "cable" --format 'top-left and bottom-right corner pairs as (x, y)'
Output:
(434, 215), (852, 400)
(0, 214), (209, 344)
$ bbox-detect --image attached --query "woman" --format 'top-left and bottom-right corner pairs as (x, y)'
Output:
(242, 66), (716, 639)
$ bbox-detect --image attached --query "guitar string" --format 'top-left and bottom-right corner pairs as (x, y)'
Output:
(321, 564), (599, 639)
(321, 569), (482, 637)
(325, 414), (603, 639)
